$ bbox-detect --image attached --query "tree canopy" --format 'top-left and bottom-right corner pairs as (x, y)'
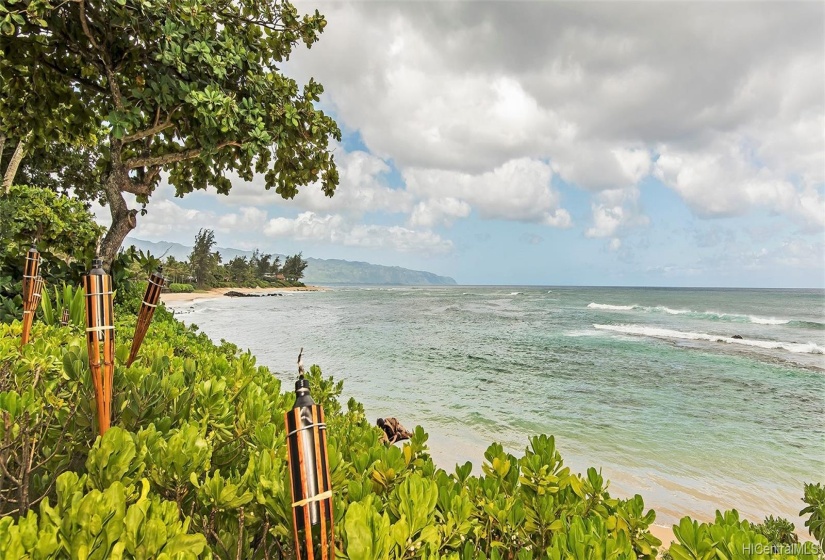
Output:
(0, 0), (341, 267)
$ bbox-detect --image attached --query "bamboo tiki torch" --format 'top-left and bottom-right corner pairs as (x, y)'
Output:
(83, 258), (115, 435)
(127, 266), (166, 367)
(21, 277), (44, 345)
(285, 349), (334, 560)
(20, 246), (41, 345)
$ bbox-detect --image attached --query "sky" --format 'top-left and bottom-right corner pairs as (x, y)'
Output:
(111, 1), (825, 287)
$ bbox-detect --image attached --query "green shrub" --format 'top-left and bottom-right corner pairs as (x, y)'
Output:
(39, 282), (85, 327)
(801, 483), (825, 548)
(168, 283), (195, 293)
(669, 510), (819, 560)
(752, 516), (798, 547)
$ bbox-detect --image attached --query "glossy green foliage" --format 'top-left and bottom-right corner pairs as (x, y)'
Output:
(39, 283), (84, 327)
(669, 510), (820, 560)
(0, 185), (103, 260)
(0, 473), (207, 559)
(0, 185), (104, 324)
(801, 483), (825, 548)
(0, 300), (820, 559)
(752, 516), (798, 547)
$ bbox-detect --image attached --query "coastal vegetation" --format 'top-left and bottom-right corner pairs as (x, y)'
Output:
(170, 228), (308, 290)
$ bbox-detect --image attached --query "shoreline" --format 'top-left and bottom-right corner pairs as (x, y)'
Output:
(160, 285), (328, 304)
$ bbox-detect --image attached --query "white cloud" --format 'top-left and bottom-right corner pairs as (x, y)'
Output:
(133, 198), (213, 240)
(292, 148), (413, 216)
(409, 198), (471, 228)
(287, 1), (824, 228)
(263, 211), (453, 254)
(654, 138), (825, 231)
(404, 158), (572, 227)
(585, 187), (649, 238)
(216, 206), (268, 233)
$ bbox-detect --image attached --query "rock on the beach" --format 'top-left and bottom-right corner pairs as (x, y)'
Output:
(732, 335), (743, 339)
(224, 291), (282, 298)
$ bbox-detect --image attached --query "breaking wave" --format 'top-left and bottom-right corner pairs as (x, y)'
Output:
(593, 324), (824, 355)
(587, 303), (636, 311)
(586, 302), (815, 327)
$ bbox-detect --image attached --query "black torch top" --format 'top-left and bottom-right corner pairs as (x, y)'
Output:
(294, 377), (316, 408)
(89, 257), (105, 275)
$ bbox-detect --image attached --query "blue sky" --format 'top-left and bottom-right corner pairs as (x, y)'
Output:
(115, 2), (825, 287)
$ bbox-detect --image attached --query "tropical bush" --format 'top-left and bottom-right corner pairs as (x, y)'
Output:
(801, 483), (825, 548)
(0, 185), (103, 324)
(0, 292), (822, 559)
(39, 283), (85, 327)
(668, 511), (819, 560)
(752, 516), (798, 547)
(168, 283), (195, 294)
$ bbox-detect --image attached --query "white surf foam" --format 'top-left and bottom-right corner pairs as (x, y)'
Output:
(590, 303), (793, 326)
(748, 316), (790, 325)
(593, 324), (824, 355)
(588, 302), (636, 311)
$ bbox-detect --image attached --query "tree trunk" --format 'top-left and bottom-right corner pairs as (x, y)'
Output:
(99, 165), (137, 270)
(2, 135), (27, 193)
(0, 135), (5, 173)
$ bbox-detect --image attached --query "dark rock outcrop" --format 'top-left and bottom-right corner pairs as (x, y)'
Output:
(224, 291), (282, 298)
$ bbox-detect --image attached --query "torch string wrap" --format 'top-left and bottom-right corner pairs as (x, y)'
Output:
(291, 490), (333, 508)
(286, 422), (327, 437)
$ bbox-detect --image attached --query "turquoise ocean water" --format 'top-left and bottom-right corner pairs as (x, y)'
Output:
(168, 286), (825, 527)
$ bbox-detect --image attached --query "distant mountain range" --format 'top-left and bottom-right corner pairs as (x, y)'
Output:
(125, 238), (457, 286)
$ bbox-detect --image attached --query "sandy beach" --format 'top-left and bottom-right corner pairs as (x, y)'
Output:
(160, 285), (327, 303)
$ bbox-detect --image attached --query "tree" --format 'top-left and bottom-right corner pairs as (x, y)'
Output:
(257, 252), (273, 279)
(1, 141), (105, 204)
(282, 252), (308, 282)
(0, 184), (103, 258)
(163, 255), (190, 285)
(188, 229), (218, 288)
(226, 256), (252, 284)
(0, 0), (341, 268)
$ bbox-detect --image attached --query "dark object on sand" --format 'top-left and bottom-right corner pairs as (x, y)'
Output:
(732, 335), (743, 339)
(224, 290), (282, 297)
(377, 417), (413, 444)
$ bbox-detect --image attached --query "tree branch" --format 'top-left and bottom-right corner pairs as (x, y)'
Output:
(121, 181), (151, 196)
(39, 59), (108, 95)
(124, 141), (241, 170)
(122, 121), (174, 144)
(217, 11), (285, 33)
(77, 0), (123, 110)
(77, 0), (102, 52)
(121, 167), (161, 196)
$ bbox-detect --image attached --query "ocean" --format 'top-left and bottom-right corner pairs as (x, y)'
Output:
(167, 286), (825, 528)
